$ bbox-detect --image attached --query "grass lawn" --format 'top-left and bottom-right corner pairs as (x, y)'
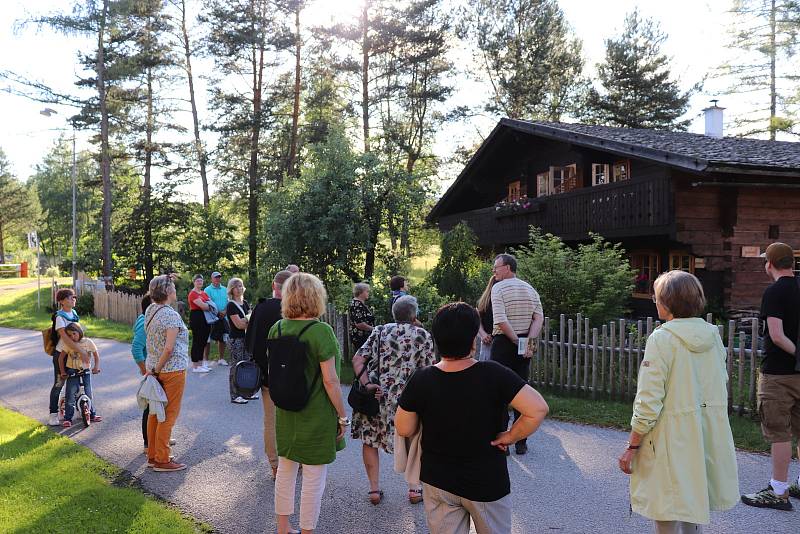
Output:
(0, 286), (134, 343)
(0, 276), (72, 288)
(407, 244), (440, 283)
(0, 407), (209, 534)
(541, 390), (778, 454)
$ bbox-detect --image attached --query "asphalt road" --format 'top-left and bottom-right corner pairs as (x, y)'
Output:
(0, 326), (797, 533)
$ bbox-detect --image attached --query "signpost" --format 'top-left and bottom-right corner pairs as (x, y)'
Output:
(28, 232), (40, 310)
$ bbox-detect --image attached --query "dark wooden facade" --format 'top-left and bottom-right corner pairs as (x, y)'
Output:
(429, 119), (800, 315)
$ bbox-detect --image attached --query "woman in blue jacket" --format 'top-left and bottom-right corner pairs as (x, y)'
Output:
(132, 295), (152, 453)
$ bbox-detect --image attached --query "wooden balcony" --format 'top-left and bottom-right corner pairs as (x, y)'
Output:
(438, 175), (674, 246)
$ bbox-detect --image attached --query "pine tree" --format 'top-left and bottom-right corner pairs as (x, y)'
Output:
(459, 0), (586, 120)
(204, 0), (293, 286)
(585, 9), (694, 130)
(719, 0), (800, 139)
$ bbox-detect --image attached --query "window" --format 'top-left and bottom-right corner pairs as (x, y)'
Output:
(612, 160), (630, 182)
(669, 252), (694, 273)
(543, 164), (578, 195)
(507, 180), (521, 202)
(537, 172), (550, 197)
(551, 167), (565, 195)
(630, 252), (659, 297)
(592, 163), (610, 186)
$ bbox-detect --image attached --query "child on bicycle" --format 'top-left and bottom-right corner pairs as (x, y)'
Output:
(59, 323), (103, 427)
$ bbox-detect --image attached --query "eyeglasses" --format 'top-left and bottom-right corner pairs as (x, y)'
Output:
(651, 295), (657, 304)
(492, 264), (506, 272)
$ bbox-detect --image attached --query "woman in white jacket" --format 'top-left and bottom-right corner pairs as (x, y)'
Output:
(618, 270), (738, 533)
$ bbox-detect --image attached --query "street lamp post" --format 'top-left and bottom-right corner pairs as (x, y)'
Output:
(40, 108), (78, 290)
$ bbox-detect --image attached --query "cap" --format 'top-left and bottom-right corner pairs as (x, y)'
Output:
(211, 271), (222, 278)
(760, 242), (794, 265)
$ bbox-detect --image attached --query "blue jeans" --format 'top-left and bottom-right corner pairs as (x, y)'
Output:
(64, 369), (96, 421)
(49, 352), (65, 413)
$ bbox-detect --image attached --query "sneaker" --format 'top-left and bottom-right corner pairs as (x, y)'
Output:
(61, 420), (72, 428)
(48, 413), (60, 426)
(217, 359), (229, 366)
(231, 396), (249, 404)
(90, 415), (103, 422)
(741, 486), (793, 511)
(248, 391), (260, 400)
(169, 438), (177, 446)
(789, 484), (800, 500)
(192, 366), (211, 374)
(152, 461), (186, 472)
(202, 362), (212, 370)
(148, 455), (175, 468)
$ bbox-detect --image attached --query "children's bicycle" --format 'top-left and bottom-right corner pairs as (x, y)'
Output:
(58, 370), (93, 427)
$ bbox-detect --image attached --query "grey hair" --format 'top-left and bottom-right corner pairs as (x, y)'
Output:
(392, 295), (418, 323)
(353, 282), (370, 298)
(149, 274), (174, 303)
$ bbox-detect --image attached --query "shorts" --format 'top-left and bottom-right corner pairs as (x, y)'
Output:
(210, 317), (229, 342)
(757, 372), (800, 443)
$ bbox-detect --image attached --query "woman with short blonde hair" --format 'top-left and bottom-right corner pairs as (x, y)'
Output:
(281, 273), (326, 319)
(269, 272), (348, 534)
(349, 282), (374, 350)
(619, 270), (738, 532)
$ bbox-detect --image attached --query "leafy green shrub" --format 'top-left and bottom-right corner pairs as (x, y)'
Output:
(513, 228), (634, 327)
(428, 222), (493, 305)
(45, 266), (61, 278)
(74, 293), (95, 316)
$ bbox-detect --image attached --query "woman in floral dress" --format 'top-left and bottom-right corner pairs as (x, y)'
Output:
(351, 295), (435, 505)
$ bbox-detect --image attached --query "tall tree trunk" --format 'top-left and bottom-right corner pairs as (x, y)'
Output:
(286, 3), (302, 181)
(180, 0), (209, 207)
(0, 221), (5, 263)
(143, 66), (154, 282)
(364, 217), (380, 280)
(361, 2), (370, 153)
(248, 38), (265, 286)
(769, 0), (777, 141)
(97, 0), (113, 288)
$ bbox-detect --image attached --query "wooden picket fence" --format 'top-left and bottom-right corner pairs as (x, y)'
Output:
(530, 313), (761, 415)
(93, 290), (142, 325)
(320, 303), (352, 358)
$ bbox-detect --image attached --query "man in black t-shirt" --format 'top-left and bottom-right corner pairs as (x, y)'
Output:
(741, 243), (800, 510)
(395, 302), (549, 533)
(245, 269), (292, 479)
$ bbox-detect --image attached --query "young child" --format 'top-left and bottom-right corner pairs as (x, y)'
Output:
(48, 288), (84, 426)
(58, 323), (102, 427)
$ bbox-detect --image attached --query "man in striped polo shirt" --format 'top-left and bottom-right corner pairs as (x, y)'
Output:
(490, 253), (544, 455)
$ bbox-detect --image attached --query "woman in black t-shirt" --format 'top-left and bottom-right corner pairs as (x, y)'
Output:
(225, 277), (255, 404)
(396, 302), (549, 534)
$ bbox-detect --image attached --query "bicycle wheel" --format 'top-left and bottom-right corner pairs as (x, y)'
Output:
(80, 398), (91, 427)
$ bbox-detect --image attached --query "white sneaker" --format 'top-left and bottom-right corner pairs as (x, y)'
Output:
(192, 366), (211, 373)
(231, 396), (249, 404)
(217, 359), (229, 366)
(202, 362), (212, 370)
(48, 413), (60, 426)
(248, 391), (260, 400)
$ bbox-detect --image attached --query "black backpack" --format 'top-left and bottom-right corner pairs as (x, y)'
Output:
(266, 320), (321, 411)
(232, 360), (262, 399)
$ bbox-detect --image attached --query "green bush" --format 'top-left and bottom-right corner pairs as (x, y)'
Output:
(428, 222), (493, 305)
(513, 228), (634, 327)
(74, 293), (95, 316)
(45, 266), (61, 278)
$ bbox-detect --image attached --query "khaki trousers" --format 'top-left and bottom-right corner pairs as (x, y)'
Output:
(147, 370), (186, 464)
(260, 385), (278, 470)
(423, 482), (511, 534)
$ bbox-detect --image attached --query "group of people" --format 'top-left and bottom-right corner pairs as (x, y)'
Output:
(41, 244), (800, 533)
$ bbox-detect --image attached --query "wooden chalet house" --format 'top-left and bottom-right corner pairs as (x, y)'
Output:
(428, 109), (800, 315)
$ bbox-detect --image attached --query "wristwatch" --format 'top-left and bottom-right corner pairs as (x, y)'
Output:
(338, 416), (351, 427)
(626, 442), (640, 450)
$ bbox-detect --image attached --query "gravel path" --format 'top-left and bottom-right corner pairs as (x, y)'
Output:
(0, 326), (797, 533)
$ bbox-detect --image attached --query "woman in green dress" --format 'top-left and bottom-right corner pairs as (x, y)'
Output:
(270, 272), (348, 534)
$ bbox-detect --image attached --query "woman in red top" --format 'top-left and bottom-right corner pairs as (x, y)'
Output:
(188, 274), (212, 373)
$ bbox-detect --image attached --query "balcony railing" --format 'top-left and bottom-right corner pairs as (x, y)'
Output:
(438, 175), (673, 246)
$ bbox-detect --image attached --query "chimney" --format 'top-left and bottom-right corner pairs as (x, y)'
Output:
(703, 100), (724, 138)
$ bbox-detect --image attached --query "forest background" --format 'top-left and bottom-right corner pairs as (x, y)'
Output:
(1, 0), (798, 317)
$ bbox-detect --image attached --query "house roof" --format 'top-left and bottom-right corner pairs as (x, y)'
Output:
(428, 118), (800, 222)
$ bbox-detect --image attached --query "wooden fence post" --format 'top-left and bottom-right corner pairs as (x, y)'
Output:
(591, 328), (598, 399)
(600, 324), (608, 396)
(583, 318), (590, 394)
(749, 319), (758, 414)
(726, 320), (734, 413)
(567, 318), (574, 390)
(559, 314), (565, 392)
(575, 314), (582, 392)
(618, 319), (626, 400)
(608, 322), (616, 399)
(542, 317), (550, 388)
(737, 331), (746, 416)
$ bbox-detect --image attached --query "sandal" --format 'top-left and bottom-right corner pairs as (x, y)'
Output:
(408, 488), (423, 504)
(368, 490), (384, 505)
